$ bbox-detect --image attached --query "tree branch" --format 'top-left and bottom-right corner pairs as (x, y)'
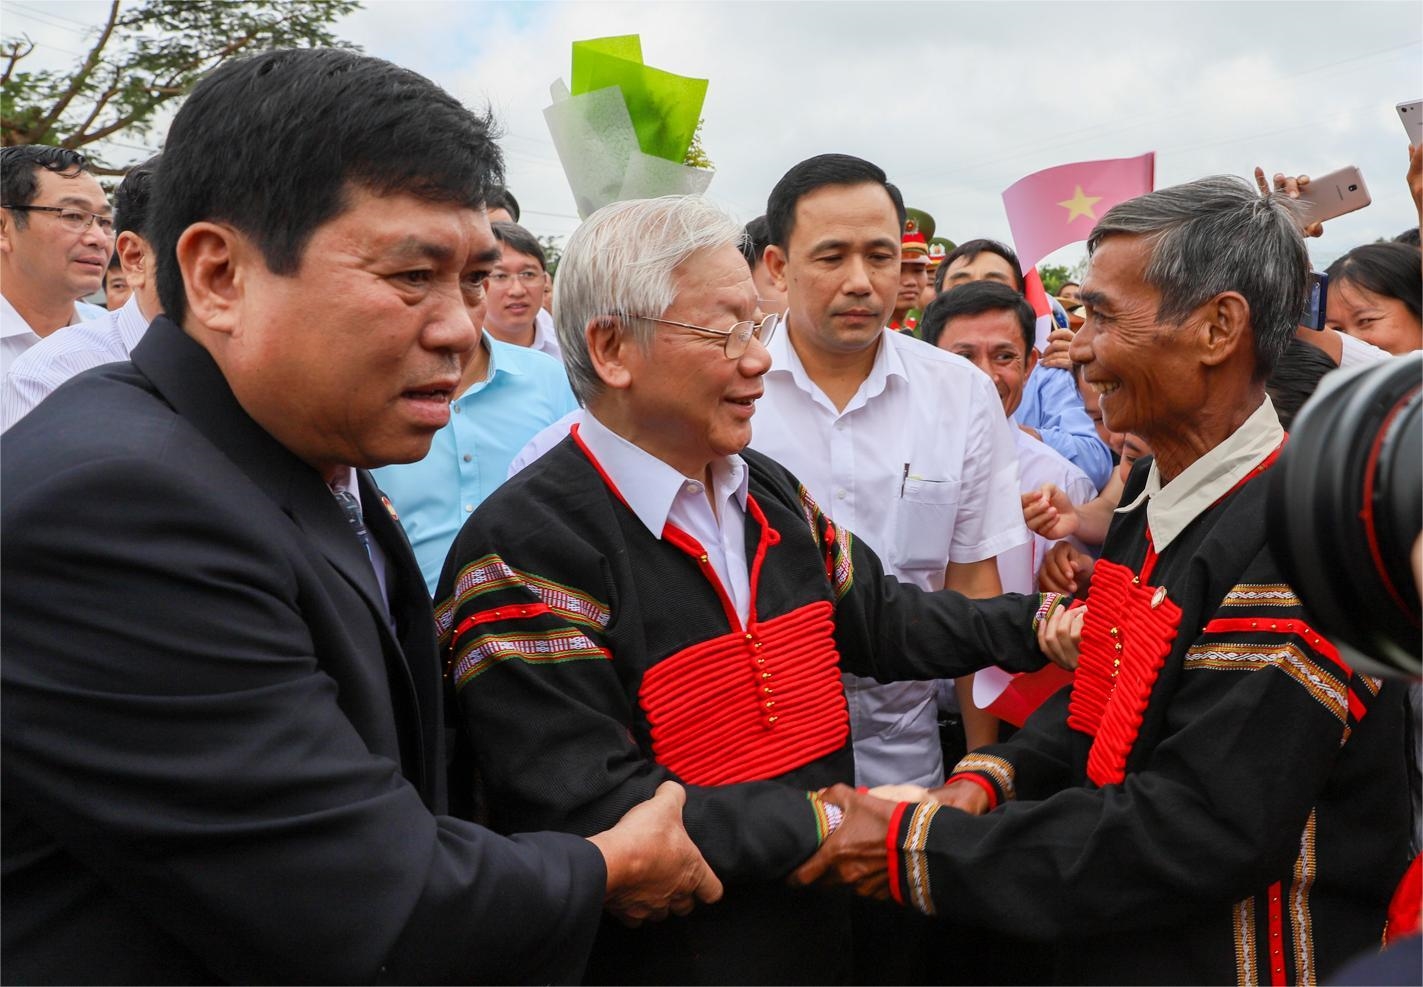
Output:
(66, 64), (123, 144)
(66, 106), (156, 148)
(0, 36), (35, 89)
(33, 0), (121, 142)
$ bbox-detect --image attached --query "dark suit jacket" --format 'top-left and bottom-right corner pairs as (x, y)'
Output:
(1, 316), (605, 984)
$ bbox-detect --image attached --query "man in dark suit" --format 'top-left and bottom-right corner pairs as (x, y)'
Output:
(1, 48), (720, 985)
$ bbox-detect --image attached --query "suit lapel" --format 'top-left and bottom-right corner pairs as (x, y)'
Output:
(130, 317), (433, 795)
(361, 472), (444, 805)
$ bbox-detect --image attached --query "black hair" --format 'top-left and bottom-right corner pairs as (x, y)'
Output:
(1394, 227), (1420, 247)
(935, 238), (1026, 294)
(1, 145), (93, 229)
(113, 154), (160, 239)
(920, 279), (1036, 354)
(1264, 336), (1338, 431)
(152, 48), (504, 324)
(766, 153), (906, 250)
(742, 215), (772, 268)
(490, 221), (546, 269)
(1325, 241), (1422, 327)
(489, 187), (520, 221)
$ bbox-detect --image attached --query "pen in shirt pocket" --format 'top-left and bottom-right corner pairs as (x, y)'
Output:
(900, 463), (909, 498)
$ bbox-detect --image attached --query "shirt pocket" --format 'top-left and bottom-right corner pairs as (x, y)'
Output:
(891, 477), (961, 573)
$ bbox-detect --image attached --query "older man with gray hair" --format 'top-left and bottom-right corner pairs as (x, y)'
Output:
(433, 195), (1067, 983)
(796, 175), (1411, 984)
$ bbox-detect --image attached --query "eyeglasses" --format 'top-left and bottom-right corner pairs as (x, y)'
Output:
(2, 204), (115, 237)
(635, 310), (781, 359)
(486, 270), (545, 287)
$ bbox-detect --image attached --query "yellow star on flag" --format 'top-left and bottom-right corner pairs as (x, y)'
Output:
(1058, 185), (1103, 223)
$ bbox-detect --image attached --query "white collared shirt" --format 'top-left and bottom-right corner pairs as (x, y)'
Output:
(531, 309), (562, 360)
(753, 322), (1028, 788)
(1115, 395), (1285, 552)
(577, 411), (753, 625)
(754, 324), (1028, 590)
(997, 429), (1098, 594)
(1, 293), (105, 379)
(2, 294), (152, 431)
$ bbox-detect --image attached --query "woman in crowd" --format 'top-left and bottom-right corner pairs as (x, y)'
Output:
(1325, 240), (1423, 355)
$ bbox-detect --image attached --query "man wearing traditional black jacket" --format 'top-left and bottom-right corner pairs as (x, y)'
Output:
(1, 49), (720, 985)
(435, 195), (1066, 984)
(796, 177), (1411, 985)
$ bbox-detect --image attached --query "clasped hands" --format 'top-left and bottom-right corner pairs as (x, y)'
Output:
(788, 779), (991, 898)
(589, 781), (723, 926)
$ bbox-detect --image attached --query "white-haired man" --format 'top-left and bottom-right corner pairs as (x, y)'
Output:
(434, 194), (1067, 984)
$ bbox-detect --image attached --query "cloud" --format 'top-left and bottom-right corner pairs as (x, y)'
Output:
(12, 0), (1416, 266)
(334, 1), (1419, 267)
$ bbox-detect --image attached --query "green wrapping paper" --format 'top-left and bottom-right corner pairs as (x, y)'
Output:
(545, 35), (714, 219)
(570, 35), (707, 164)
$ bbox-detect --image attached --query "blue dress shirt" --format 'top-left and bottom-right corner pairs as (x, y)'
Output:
(373, 334), (578, 594)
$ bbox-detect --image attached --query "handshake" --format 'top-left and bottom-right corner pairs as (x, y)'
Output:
(788, 780), (991, 897)
(591, 775), (1000, 923)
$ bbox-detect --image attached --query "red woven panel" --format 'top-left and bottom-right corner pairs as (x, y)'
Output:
(638, 601), (850, 786)
(1066, 558), (1182, 786)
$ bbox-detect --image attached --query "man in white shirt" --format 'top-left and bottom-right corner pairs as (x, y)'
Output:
(3, 156), (161, 431)
(755, 154), (1028, 790)
(0, 146), (111, 376)
(922, 279), (1097, 596)
(484, 221), (561, 359)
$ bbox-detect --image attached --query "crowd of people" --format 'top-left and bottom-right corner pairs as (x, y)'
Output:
(1, 45), (1420, 985)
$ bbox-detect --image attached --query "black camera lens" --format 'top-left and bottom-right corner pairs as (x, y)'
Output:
(1268, 355), (1422, 678)
(1348, 184), (1358, 191)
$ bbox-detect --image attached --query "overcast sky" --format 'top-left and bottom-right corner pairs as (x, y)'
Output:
(7, 0), (1420, 269)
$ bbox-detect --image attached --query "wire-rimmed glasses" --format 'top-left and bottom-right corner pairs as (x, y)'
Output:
(635, 310), (782, 359)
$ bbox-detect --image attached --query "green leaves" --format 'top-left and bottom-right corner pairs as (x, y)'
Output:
(2, 0), (359, 171)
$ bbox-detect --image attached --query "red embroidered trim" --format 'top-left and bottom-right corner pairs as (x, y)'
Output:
(449, 601), (552, 647)
(1200, 617), (1369, 722)
(638, 601), (849, 785)
(1067, 554), (1182, 787)
(662, 525), (741, 630)
(572, 423), (784, 637)
(886, 801), (910, 907)
(1200, 618), (1347, 672)
(1267, 880), (1287, 986)
(945, 772), (1000, 810)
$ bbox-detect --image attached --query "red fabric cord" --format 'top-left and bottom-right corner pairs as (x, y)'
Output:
(449, 602), (552, 647)
(638, 601), (850, 785)
(1067, 555), (1182, 786)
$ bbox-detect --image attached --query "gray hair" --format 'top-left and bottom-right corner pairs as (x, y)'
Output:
(1086, 175), (1309, 377)
(554, 195), (746, 403)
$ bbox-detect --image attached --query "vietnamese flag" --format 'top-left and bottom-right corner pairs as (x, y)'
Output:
(1002, 153), (1156, 269)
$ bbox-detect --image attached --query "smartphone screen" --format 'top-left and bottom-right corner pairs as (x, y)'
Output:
(1302, 271), (1329, 331)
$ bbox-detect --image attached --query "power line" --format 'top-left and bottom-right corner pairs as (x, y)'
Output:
(5, 0), (99, 31)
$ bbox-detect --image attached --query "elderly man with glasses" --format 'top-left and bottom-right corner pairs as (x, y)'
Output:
(0, 146), (112, 374)
(434, 194), (1069, 984)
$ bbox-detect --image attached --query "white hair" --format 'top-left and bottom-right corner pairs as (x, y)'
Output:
(554, 195), (745, 403)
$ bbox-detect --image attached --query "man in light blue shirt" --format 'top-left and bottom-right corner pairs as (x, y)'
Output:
(374, 329), (577, 593)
